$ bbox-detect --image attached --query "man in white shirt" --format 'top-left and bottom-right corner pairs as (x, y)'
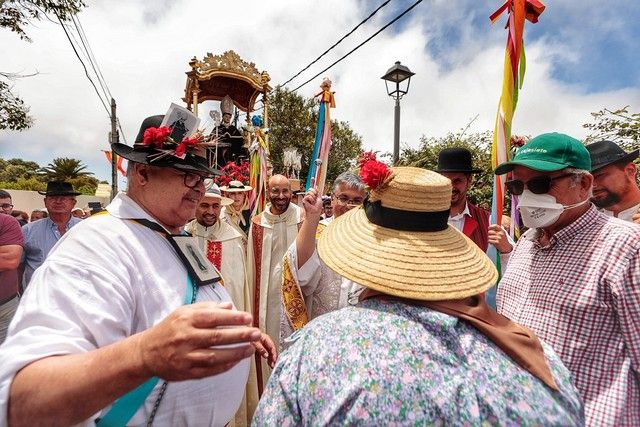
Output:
(586, 140), (640, 223)
(281, 172), (366, 344)
(0, 112), (273, 426)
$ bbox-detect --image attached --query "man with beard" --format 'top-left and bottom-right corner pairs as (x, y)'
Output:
(586, 140), (640, 223)
(247, 174), (302, 391)
(436, 148), (512, 255)
(281, 172), (365, 345)
(185, 182), (251, 313)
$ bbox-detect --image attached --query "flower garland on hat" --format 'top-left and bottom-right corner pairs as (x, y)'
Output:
(141, 126), (204, 161)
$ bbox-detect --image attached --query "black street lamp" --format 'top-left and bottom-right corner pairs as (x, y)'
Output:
(381, 61), (415, 165)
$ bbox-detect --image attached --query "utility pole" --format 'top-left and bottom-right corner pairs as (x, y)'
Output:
(110, 98), (118, 201)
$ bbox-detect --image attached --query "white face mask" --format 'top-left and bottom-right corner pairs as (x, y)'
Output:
(518, 189), (589, 229)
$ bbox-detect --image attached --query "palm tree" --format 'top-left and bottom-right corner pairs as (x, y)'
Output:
(38, 157), (94, 181)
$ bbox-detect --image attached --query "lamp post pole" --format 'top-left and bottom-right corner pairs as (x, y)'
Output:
(393, 86), (401, 165)
(381, 61), (414, 166)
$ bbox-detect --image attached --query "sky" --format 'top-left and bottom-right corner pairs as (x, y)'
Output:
(1, 0), (639, 182)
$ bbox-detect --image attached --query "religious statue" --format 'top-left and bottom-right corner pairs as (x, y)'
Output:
(210, 95), (245, 164)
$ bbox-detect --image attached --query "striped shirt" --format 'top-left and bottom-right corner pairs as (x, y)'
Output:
(497, 205), (640, 426)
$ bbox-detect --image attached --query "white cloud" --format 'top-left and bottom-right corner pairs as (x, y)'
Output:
(1, 0), (638, 181)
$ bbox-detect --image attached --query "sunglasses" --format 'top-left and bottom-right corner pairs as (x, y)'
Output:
(506, 173), (574, 195)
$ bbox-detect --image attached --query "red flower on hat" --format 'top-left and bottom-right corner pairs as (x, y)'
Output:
(360, 159), (392, 190)
(174, 136), (201, 157)
(357, 151), (378, 168)
(143, 126), (172, 149)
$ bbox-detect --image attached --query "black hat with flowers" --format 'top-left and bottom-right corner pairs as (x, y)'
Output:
(112, 110), (219, 176)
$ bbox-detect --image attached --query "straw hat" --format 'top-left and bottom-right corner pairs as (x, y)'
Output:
(317, 166), (497, 301)
(220, 180), (252, 193)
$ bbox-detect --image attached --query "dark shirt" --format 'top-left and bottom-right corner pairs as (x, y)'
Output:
(213, 123), (245, 161)
(0, 214), (24, 302)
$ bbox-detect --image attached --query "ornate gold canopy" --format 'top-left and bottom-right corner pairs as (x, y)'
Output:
(183, 50), (271, 115)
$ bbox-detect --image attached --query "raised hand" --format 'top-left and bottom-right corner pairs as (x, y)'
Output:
(302, 188), (324, 220)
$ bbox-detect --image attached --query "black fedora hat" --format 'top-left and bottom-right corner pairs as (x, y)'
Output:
(112, 114), (220, 176)
(585, 140), (639, 172)
(38, 181), (81, 196)
(436, 147), (482, 173)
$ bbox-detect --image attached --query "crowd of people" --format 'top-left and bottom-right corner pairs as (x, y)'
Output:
(0, 112), (638, 426)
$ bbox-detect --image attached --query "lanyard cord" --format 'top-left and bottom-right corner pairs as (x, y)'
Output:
(130, 218), (198, 426)
(146, 276), (198, 426)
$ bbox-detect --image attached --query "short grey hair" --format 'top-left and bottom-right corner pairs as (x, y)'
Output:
(126, 160), (138, 189)
(565, 167), (593, 196)
(332, 172), (365, 193)
(564, 167), (590, 185)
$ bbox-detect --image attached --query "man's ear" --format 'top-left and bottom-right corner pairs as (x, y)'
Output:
(624, 162), (637, 181)
(134, 163), (150, 185)
(581, 173), (594, 196)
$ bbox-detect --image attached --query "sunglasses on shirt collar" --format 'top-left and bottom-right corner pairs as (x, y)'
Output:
(505, 173), (575, 195)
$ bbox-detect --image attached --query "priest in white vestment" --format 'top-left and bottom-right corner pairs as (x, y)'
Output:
(184, 183), (251, 314)
(247, 174), (302, 390)
(281, 172), (366, 344)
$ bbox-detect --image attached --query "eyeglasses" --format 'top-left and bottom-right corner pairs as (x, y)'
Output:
(1, 203), (13, 210)
(334, 195), (364, 206)
(171, 169), (210, 189)
(506, 173), (574, 195)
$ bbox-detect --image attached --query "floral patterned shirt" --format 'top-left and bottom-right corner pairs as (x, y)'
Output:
(253, 298), (584, 426)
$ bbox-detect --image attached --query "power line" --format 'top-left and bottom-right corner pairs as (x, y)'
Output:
(280, 0), (392, 87)
(52, 8), (110, 117)
(290, 0), (423, 93)
(72, 13), (113, 101)
(69, 13), (127, 143)
(52, 7), (128, 143)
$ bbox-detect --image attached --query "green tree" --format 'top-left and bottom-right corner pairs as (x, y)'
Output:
(0, 79), (33, 131)
(1, 0), (87, 131)
(267, 86), (363, 189)
(0, 177), (46, 192)
(583, 106), (639, 151)
(0, 158), (41, 182)
(38, 157), (93, 181)
(68, 175), (99, 195)
(399, 128), (496, 209)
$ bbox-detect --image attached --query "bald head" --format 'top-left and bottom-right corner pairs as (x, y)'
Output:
(268, 174), (290, 189)
(268, 174), (292, 215)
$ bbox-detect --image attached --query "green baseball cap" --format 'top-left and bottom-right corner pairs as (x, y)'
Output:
(494, 132), (592, 175)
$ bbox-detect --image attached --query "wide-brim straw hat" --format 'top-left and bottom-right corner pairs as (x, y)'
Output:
(220, 180), (252, 192)
(317, 166), (497, 301)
